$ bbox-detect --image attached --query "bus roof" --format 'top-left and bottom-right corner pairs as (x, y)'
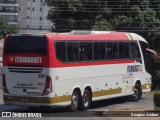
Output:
(10, 31), (148, 43)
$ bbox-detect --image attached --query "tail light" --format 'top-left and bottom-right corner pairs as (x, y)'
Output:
(42, 76), (52, 95)
(3, 74), (9, 94)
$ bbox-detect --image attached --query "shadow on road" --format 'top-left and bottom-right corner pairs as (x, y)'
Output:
(90, 96), (129, 109)
(0, 96), (147, 113)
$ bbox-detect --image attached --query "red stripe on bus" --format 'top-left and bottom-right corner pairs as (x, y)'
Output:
(51, 60), (136, 68)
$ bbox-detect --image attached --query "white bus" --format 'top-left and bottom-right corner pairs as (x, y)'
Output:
(2, 31), (158, 111)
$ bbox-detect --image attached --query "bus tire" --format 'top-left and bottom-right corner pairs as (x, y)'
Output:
(79, 89), (91, 111)
(129, 84), (142, 101)
(70, 91), (80, 112)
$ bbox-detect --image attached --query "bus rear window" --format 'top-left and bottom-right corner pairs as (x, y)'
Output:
(4, 36), (47, 55)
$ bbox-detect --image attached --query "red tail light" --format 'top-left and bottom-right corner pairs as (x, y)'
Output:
(3, 74), (9, 94)
(42, 76), (52, 95)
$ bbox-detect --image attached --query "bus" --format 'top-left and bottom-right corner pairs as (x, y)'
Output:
(2, 31), (158, 111)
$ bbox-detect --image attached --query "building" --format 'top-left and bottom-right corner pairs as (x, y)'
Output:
(17, 0), (53, 33)
(0, 0), (18, 25)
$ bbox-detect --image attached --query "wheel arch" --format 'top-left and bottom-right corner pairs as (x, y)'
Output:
(135, 80), (141, 87)
(71, 86), (82, 97)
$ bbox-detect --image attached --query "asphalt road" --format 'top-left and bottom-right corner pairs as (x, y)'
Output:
(0, 90), (157, 120)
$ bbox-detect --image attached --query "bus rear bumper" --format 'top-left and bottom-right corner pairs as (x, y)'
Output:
(4, 101), (71, 108)
(3, 95), (71, 107)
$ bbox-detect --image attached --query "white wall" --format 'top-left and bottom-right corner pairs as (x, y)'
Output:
(17, 0), (53, 33)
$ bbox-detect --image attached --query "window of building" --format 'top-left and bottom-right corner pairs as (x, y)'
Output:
(32, 8), (34, 11)
(19, 7), (21, 11)
(40, 17), (42, 21)
(40, 8), (42, 11)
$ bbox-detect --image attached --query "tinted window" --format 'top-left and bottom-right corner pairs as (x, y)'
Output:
(5, 36), (47, 55)
(106, 42), (113, 59)
(124, 42), (130, 58)
(119, 42), (130, 59)
(55, 42), (67, 62)
(67, 42), (78, 62)
(139, 41), (149, 57)
(94, 42), (106, 61)
(140, 41), (152, 73)
(113, 42), (118, 59)
(130, 42), (141, 59)
(79, 42), (93, 61)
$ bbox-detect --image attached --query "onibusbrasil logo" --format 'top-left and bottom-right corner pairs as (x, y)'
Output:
(2, 112), (42, 118)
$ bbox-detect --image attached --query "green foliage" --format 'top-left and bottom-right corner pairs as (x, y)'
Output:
(105, 0), (160, 49)
(46, 0), (160, 46)
(0, 16), (18, 39)
(46, 0), (108, 32)
(152, 62), (160, 87)
(154, 90), (160, 107)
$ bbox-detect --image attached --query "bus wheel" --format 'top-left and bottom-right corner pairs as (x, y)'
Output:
(79, 89), (91, 111)
(70, 91), (79, 112)
(129, 84), (142, 101)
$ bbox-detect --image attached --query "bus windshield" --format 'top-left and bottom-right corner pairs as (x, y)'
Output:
(4, 35), (47, 55)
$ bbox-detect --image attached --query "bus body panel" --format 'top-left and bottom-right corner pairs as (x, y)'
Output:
(4, 66), (47, 96)
(2, 31), (152, 107)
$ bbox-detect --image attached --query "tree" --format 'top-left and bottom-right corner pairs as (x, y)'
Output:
(0, 16), (18, 39)
(93, 0), (160, 49)
(46, 0), (160, 48)
(46, 0), (108, 32)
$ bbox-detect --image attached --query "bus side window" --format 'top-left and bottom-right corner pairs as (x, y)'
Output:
(124, 42), (130, 58)
(130, 42), (141, 59)
(119, 42), (125, 59)
(79, 42), (93, 62)
(94, 42), (100, 60)
(106, 42), (113, 60)
(67, 42), (78, 62)
(113, 42), (118, 59)
(55, 42), (67, 62)
(94, 42), (106, 61)
(119, 42), (130, 59)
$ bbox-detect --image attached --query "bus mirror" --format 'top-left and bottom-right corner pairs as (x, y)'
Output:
(146, 48), (159, 62)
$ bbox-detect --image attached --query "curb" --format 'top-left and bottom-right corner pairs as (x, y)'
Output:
(104, 106), (154, 112)
(102, 106), (156, 117)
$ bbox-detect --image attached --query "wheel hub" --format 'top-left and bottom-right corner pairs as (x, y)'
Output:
(72, 94), (78, 107)
(83, 94), (89, 107)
